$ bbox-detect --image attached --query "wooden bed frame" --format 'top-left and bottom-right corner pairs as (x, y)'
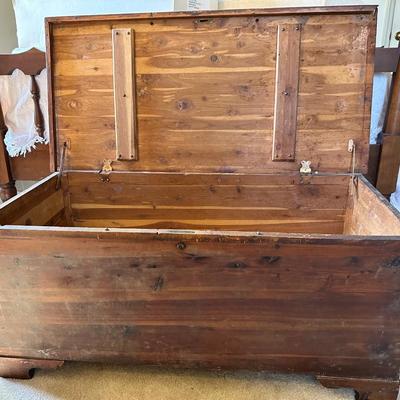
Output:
(0, 48), (50, 201)
(371, 44), (400, 196)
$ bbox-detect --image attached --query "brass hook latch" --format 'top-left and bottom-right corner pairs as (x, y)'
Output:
(99, 159), (113, 183)
(56, 142), (68, 190)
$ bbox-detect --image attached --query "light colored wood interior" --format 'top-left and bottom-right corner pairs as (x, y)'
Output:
(50, 11), (375, 174)
(344, 177), (400, 235)
(65, 172), (349, 233)
(1, 172), (399, 236)
(0, 173), (66, 226)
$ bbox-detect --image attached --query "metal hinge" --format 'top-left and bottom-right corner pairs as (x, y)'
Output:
(99, 159), (113, 182)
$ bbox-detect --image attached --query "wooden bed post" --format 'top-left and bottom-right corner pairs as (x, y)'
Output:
(0, 48), (47, 201)
(0, 103), (17, 202)
(376, 34), (400, 196)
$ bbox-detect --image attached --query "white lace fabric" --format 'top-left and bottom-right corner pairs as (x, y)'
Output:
(0, 68), (49, 157)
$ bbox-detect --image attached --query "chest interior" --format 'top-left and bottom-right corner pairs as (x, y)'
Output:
(1, 171), (399, 236)
(1, 7), (399, 237)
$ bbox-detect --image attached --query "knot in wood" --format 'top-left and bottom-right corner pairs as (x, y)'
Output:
(176, 242), (186, 250)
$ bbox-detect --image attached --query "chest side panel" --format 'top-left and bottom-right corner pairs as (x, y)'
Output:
(49, 10), (375, 173)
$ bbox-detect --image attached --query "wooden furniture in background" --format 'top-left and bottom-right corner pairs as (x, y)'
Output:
(0, 7), (399, 400)
(0, 103), (16, 200)
(0, 48), (50, 202)
(370, 40), (400, 196)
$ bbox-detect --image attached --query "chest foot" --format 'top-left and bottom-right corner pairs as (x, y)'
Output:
(0, 357), (64, 379)
(317, 375), (399, 400)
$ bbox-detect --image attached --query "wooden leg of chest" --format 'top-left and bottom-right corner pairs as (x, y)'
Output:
(316, 376), (399, 400)
(0, 357), (64, 379)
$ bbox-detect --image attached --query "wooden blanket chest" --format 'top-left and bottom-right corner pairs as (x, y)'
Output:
(1, 6), (400, 399)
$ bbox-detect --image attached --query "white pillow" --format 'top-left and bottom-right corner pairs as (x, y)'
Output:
(12, 0), (174, 51)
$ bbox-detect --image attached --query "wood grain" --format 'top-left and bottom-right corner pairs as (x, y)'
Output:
(272, 23), (301, 161)
(0, 173), (65, 226)
(112, 28), (138, 161)
(66, 172), (349, 233)
(47, 11), (375, 174)
(344, 176), (400, 235)
(44, 6), (377, 23)
(376, 49), (400, 196)
(0, 227), (398, 381)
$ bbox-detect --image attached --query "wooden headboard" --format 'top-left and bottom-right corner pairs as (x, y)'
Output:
(0, 48), (50, 201)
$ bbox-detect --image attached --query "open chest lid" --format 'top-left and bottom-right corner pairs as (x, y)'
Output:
(46, 6), (376, 174)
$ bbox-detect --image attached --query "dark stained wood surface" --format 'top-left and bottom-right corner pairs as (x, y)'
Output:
(374, 47), (400, 73)
(47, 9), (376, 174)
(0, 357), (63, 379)
(9, 144), (50, 181)
(0, 104), (16, 201)
(0, 227), (398, 382)
(376, 48), (400, 196)
(0, 48), (46, 76)
(317, 376), (400, 400)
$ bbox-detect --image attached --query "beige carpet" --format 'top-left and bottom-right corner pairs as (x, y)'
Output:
(0, 362), (354, 400)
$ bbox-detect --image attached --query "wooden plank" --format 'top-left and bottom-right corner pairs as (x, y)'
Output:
(374, 47), (400, 73)
(366, 143), (380, 185)
(344, 176), (400, 235)
(376, 136), (400, 196)
(0, 228), (398, 381)
(45, 6), (377, 24)
(376, 51), (400, 196)
(9, 144), (50, 181)
(10, 190), (64, 226)
(272, 23), (301, 162)
(66, 171), (349, 233)
(47, 12), (376, 174)
(45, 19), (57, 173)
(0, 173), (63, 226)
(112, 28), (138, 161)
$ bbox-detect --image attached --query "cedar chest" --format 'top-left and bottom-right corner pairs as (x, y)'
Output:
(1, 6), (400, 399)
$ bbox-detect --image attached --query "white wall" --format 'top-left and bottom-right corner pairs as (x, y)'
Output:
(0, 0), (17, 52)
